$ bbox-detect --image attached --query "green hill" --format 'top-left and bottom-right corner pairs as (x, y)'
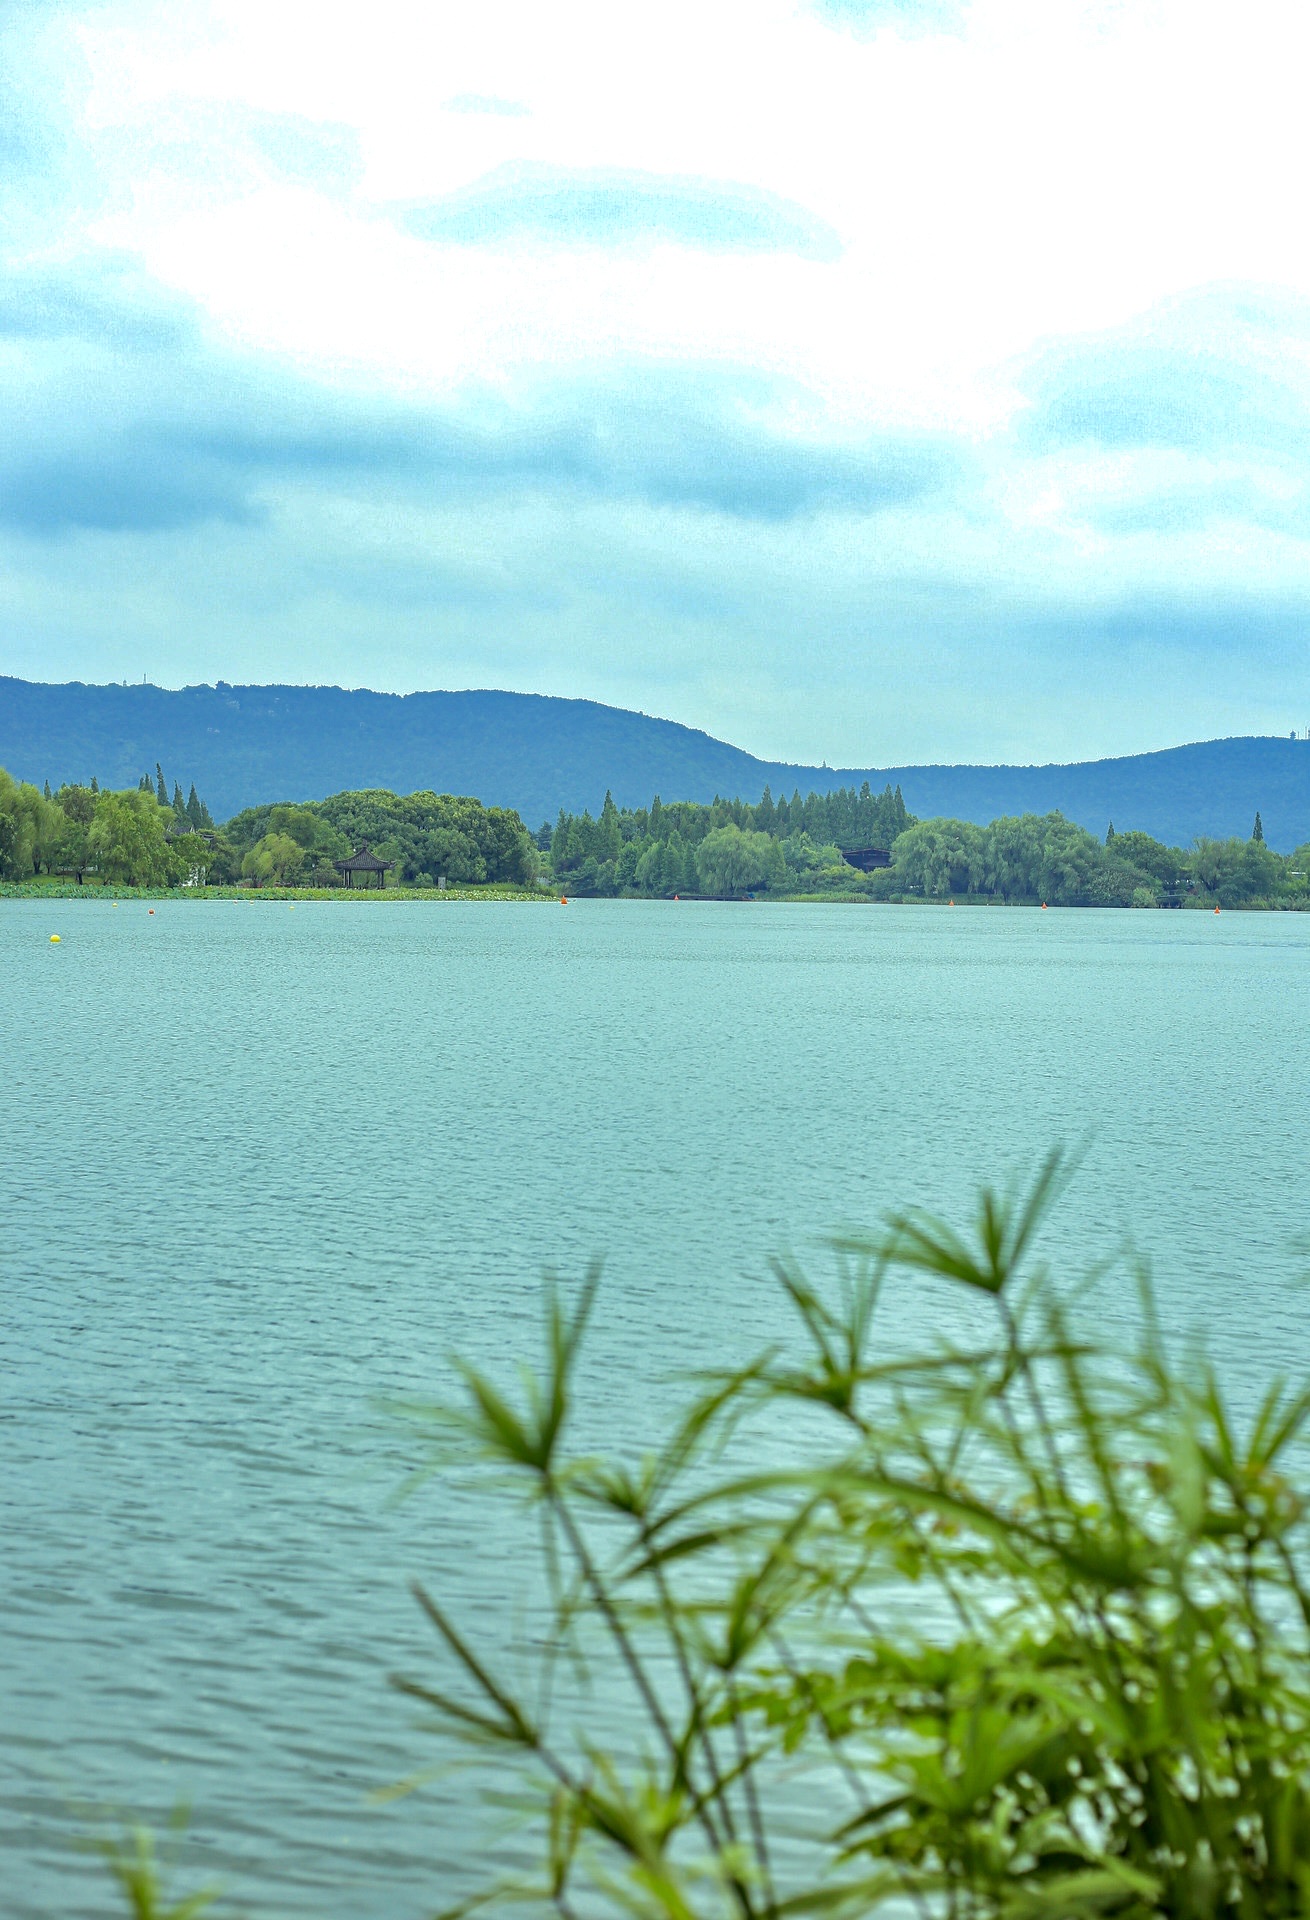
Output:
(2, 676), (1307, 849)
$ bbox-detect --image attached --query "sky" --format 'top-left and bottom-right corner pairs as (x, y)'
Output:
(3, 0), (1310, 766)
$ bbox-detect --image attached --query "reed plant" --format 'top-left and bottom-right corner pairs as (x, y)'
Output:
(394, 1154), (1310, 1920)
(96, 1821), (216, 1919)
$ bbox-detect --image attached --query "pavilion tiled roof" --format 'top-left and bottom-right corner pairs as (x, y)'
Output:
(334, 842), (393, 872)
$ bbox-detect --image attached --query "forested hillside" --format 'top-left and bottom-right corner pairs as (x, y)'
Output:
(4, 677), (1310, 847)
(4, 753), (1302, 906)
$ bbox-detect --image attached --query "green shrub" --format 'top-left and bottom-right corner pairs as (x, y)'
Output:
(397, 1156), (1310, 1919)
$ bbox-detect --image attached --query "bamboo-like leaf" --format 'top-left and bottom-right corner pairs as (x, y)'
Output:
(997, 1863), (1161, 1917)
(405, 1582), (538, 1745)
(357, 1165), (1310, 1920)
(97, 1827), (217, 1920)
(884, 1148), (1070, 1297)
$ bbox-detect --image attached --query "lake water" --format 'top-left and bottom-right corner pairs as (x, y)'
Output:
(4, 897), (1309, 1916)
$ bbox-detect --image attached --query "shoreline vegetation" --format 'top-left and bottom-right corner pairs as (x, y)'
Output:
(106, 1160), (1310, 1918)
(4, 758), (1307, 906)
(546, 788), (1310, 908)
(0, 880), (548, 902)
(6, 881), (1308, 909)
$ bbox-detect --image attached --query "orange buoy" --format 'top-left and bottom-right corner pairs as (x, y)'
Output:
(1215, 905), (1221, 914)
(148, 908), (155, 915)
(560, 896), (568, 904)
(949, 898), (955, 906)
(1041, 902), (1048, 910)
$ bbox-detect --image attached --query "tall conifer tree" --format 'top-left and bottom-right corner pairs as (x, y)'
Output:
(550, 809), (570, 868)
(598, 791), (622, 863)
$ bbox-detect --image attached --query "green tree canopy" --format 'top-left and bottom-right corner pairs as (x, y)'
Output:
(892, 816), (987, 896)
(242, 832), (307, 886)
(694, 824), (784, 896)
(1108, 829), (1188, 890)
(226, 789), (536, 888)
(87, 790), (176, 886)
(55, 783), (98, 827)
(0, 768), (63, 878)
(1192, 835), (1284, 906)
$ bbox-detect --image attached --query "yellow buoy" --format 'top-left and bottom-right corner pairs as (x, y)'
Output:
(49, 934), (60, 943)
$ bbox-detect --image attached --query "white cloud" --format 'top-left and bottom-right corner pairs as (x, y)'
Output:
(5, 0), (1310, 759)
(61, 0), (1310, 405)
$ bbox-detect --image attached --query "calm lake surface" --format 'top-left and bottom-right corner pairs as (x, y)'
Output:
(4, 897), (1309, 1916)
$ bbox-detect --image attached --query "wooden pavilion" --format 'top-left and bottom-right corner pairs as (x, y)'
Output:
(334, 843), (393, 889)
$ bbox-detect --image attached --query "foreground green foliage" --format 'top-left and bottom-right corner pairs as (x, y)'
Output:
(98, 1824), (215, 1920)
(396, 1159), (1310, 1918)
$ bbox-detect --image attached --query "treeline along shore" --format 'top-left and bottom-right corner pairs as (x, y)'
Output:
(2, 757), (1305, 906)
(548, 787), (1306, 907)
(0, 765), (541, 893)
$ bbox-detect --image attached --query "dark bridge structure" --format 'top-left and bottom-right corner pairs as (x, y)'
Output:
(840, 847), (892, 872)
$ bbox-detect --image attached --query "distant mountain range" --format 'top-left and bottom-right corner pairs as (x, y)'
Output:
(2, 676), (1308, 850)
